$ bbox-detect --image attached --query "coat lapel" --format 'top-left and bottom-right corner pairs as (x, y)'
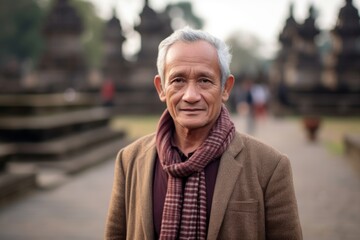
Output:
(137, 135), (157, 240)
(207, 133), (244, 240)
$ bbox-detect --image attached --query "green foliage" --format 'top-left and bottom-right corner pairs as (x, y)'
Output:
(43, 0), (105, 68)
(165, 1), (204, 30)
(0, 0), (105, 68)
(226, 31), (263, 77)
(111, 115), (159, 139)
(0, 0), (44, 63)
(321, 117), (360, 155)
(68, 0), (104, 68)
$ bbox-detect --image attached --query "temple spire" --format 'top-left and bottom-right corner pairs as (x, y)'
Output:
(289, 2), (294, 17)
(112, 0), (117, 16)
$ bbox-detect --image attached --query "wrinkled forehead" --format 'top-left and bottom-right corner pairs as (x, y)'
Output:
(166, 40), (219, 66)
(168, 40), (216, 56)
(164, 41), (220, 77)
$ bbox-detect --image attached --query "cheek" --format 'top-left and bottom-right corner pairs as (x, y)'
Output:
(205, 95), (223, 114)
(167, 89), (183, 102)
(166, 95), (180, 110)
(204, 91), (223, 105)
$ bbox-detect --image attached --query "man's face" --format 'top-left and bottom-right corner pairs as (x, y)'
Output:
(154, 40), (234, 132)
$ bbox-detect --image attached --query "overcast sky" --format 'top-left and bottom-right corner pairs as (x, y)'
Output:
(87, 0), (360, 58)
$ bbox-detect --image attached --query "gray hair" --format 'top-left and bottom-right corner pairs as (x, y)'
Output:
(156, 26), (232, 89)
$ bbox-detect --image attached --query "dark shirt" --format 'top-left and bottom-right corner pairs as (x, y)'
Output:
(153, 147), (220, 239)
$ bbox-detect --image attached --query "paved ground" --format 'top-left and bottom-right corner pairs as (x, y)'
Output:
(236, 115), (360, 240)
(0, 115), (359, 240)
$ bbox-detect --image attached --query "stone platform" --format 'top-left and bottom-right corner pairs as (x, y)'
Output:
(0, 92), (127, 202)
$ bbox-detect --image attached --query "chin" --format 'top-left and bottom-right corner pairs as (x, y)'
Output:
(178, 119), (209, 130)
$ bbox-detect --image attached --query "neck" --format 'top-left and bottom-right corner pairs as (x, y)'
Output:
(173, 124), (213, 156)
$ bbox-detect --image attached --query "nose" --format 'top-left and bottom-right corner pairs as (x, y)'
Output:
(182, 82), (201, 103)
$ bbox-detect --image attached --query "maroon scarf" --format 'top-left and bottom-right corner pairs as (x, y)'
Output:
(156, 105), (235, 240)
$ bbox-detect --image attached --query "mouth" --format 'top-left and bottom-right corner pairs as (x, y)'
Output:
(181, 108), (203, 111)
(180, 108), (204, 114)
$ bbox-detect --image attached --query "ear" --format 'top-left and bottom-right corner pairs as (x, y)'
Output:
(154, 75), (166, 102)
(222, 74), (235, 102)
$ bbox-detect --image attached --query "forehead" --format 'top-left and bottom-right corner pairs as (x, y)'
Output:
(167, 40), (218, 62)
(165, 40), (220, 74)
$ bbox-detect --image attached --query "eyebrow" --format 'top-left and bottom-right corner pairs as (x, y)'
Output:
(168, 69), (216, 80)
(168, 71), (186, 80)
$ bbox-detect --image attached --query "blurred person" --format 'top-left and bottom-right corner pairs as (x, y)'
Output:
(101, 78), (115, 107)
(243, 80), (256, 134)
(234, 80), (249, 115)
(105, 27), (302, 240)
(234, 80), (256, 134)
(251, 82), (270, 120)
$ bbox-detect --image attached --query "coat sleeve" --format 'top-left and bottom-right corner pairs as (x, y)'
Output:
(104, 150), (127, 240)
(264, 156), (303, 240)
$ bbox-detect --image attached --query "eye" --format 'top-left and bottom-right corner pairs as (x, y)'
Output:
(170, 77), (185, 84)
(200, 78), (210, 83)
(198, 78), (213, 85)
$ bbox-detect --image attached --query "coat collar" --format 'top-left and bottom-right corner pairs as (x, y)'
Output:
(137, 132), (244, 240)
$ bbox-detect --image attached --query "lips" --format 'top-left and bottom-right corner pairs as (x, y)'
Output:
(181, 108), (203, 112)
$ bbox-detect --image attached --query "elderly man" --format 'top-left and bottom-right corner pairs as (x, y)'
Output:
(105, 27), (302, 240)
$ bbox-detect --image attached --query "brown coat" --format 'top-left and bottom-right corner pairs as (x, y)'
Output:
(105, 132), (302, 240)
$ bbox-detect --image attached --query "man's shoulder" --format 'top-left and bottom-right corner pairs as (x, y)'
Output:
(116, 133), (156, 168)
(122, 133), (156, 154)
(234, 131), (287, 162)
(233, 132), (291, 183)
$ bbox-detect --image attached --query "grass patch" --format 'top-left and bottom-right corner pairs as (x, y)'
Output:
(319, 117), (360, 155)
(110, 114), (360, 156)
(110, 115), (160, 139)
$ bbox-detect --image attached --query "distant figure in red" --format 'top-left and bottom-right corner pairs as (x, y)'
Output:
(101, 79), (115, 107)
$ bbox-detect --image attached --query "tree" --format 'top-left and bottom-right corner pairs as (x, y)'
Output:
(40, 0), (105, 68)
(68, 0), (104, 68)
(0, 0), (105, 68)
(165, 1), (204, 30)
(0, 0), (44, 65)
(226, 30), (263, 77)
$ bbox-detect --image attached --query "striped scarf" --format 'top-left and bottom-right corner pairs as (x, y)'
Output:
(156, 105), (235, 240)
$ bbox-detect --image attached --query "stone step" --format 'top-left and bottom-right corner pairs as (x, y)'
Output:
(0, 143), (15, 157)
(7, 126), (125, 157)
(0, 107), (112, 130)
(0, 172), (37, 206)
(0, 92), (98, 107)
(7, 136), (131, 189)
(38, 136), (131, 176)
(113, 91), (165, 114)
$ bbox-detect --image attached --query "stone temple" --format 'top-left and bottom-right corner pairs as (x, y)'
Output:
(270, 0), (360, 116)
(0, 0), (182, 203)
